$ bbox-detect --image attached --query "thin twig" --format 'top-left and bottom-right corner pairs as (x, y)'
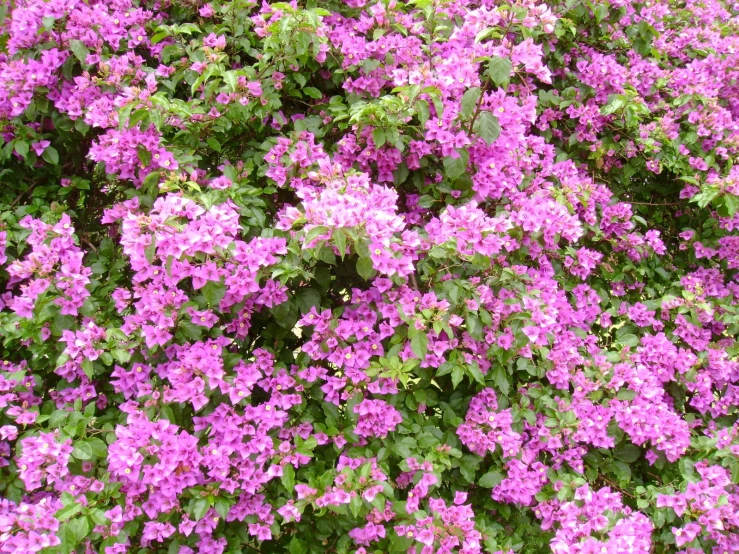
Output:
(598, 475), (636, 499)
(8, 183), (38, 209)
(82, 238), (98, 254)
(409, 272), (419, 291)
(467, 80), (490, 137)
(626, 200), (688, 207)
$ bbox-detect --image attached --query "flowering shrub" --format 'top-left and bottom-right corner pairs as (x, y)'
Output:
(1, 0), (739, 552)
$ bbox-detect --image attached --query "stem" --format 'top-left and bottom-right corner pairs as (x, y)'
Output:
(467, 80), (490, 137)
(626, 200), (687, 207)
(8, 183), (38, 209)
(468, 13), (514, 136)
(82, 238), (98, 254)
(409, 272), (419, 291)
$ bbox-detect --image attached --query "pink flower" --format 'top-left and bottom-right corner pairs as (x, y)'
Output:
(32, 140), (50, 155)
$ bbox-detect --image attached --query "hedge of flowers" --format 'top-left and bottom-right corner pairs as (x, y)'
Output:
(1, 0), (739, 552)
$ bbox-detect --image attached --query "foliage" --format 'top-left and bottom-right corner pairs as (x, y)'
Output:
(1, 0), (739, 552)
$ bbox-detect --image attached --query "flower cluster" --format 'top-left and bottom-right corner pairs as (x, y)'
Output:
(1, 0), (739, 552)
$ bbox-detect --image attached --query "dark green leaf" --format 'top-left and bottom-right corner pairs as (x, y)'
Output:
(281, 463), (295, 493)
(372, 128), (386, 148)
(443, 154), (467, 179)
(86, 437), (108, 458)
(466, 363), (485, 386)
(42, 147), (59, 165)
(55, 502), (82, 522)
(410, 328), (428, 359)
(460, 87), (481, 118)
(303, 87), (322, 99)
(202, 281), (226, 307)
(193, 498), (209, 521)
(451, 366), (464, 389)
(473, 112), (500, 145)
(206, 137), (222, 152)
(478, 470), (504, 488)
(487, 56), (512, 86)
(613, 443), (641, 464)
(72, 441), (93, 460)
(296, 288), (321, 314)
(333, 228), (347, 259)
(13, 140), (29, 159)
(356, 256), (375, 280)
(69, 39), (90, 63)
(305, 225), (329, 245)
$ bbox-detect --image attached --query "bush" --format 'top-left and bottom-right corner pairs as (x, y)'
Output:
(1, 0), (739, 552)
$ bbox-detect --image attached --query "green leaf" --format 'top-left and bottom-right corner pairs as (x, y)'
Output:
(281, 463), (295, 493)
(202, 281), (226, 307)
(58, 517), (91, 554)
(465, 313), (481, 338)
(142, 170), (160, 190)
(223, 71), (239, 92)
(304, 225), (329, 245)
(493, 366), (510, 396)
(487, 56), (512, 86)
(128, 108), (149, 128)
(144, 243), (157, 266)
(193, 498), (210, 521)
(459, 454), (480, 482)
(612, 460), (632, 483)
(473, 112), (500, 145)
(296, 288), (320, 314)
(602, 95), (626, 115)
(356, 256), (375, 280)
(617, 334), (639, 347)
(417, 432), (438, 449)
(475, 27), (495, 43)
(151, 31), (169, 44)
(616, 389), (636, 401)
(303, 87), (322, 99)
(594, 4), (609, 22)
(389, 534), (415, 552)
(86, 437), (108, 458)
(137, 144), (152, 166)
(13, 140), (29, 159)
(466, 363), (485, 386)
(272, 300), (298, 330)
(89, 509), (109, 526)
(41, 15), (56, 30)
(42, 147), (59, 165)
(614, 443), (641, 464)
(443, 154), (467, 179)
(293, 73), (307, 88)
(723, 194), (739, 217)
(69, 39), (90, 63)
(160, 404), (176, 422)
(289, 537), (308, 554)
(460, 87), (481, 118)
(393, 162), (410, 186)
(72, 441), (93, 460)
(333, 228), (347, 259)
(372, 128), (386, 148)
(206, 137), (222, 152)
(111, 349), (131, 364)
(409, 327), (428, 359)
(55, 502), (83, 522)
(214, 498), (231, 519)
(391, 436), (416, 458)
(477, 470), (504, 488)
(81, 359), (94, 380)
(350, 494), (362, 518)
(451, 366), (464, 389)
(678, 458), (695, 479)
